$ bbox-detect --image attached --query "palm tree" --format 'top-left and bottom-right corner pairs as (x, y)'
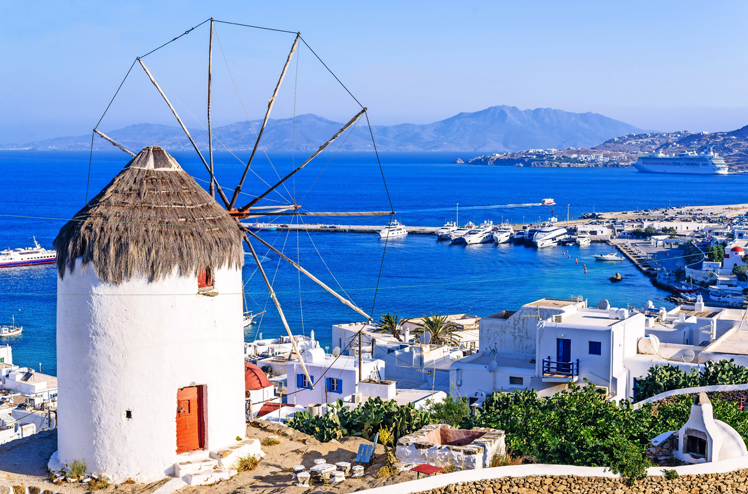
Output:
(375, 312), (403, 341)
(418, 313), (459, 346)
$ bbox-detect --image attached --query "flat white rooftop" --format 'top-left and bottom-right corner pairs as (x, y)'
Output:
(555, 308), (626, 328)
(704, 330), (748, 356)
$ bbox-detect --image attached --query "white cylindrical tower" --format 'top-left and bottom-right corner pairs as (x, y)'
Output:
(51, 146), (246, 482)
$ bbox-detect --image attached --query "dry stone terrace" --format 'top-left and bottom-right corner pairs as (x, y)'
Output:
(414, 471), (748, 494)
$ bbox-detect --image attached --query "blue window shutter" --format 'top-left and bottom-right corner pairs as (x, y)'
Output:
(326, 378), (331, 392)
(297, 374), (303, 388)
(337, 379), (342, 393)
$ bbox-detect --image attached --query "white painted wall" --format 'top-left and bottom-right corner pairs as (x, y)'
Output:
(0, 345), (11, 366)
(54, 260), (245, 482)
(285, 356), (384, 407)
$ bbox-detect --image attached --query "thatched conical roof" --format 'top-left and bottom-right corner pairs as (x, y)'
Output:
(55, 146), (244, 284)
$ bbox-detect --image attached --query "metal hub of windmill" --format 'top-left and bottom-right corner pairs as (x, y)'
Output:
(89, 18), (394, 388)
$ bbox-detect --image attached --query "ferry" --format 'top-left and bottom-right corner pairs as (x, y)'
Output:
(0, 237), (56, 268)
(0, 315), (22, 337)
(541, 198), (555, 205)
(633, 150), (728, 175)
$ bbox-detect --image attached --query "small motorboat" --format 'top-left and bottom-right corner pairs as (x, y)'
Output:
(576, 234), (591, 246)
(593, 253), (625, 261)
(0, 315), (22, 337)
(541, 198), (556, 205)
(673, 284), (699, 293)
(243, 311), (266, 328)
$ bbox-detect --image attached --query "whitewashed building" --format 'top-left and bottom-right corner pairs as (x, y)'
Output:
(50, 146), (247, 482)
(451, 296), (748, 403)
(285, 348), (386, 407)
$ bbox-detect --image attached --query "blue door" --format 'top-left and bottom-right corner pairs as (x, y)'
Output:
(557, 338), (571, 374)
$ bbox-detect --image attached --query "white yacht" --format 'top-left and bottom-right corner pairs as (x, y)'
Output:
(576, 234), (591, 246)
(492, 224), (514, 244)
(449, 222), (475, 241)
(436, 221), (458, 240)
(633, 150), (728, 175)
(454, 225), (494, 245)
(379, 220), (408, 239)
(532, 225), (568, 248)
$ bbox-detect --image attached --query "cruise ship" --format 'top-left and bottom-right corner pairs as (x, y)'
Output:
(0, 237), (56, 268)
(633, 150), (728, 175)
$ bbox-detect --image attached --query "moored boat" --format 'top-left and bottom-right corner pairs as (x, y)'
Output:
(436, 221), (458, 240)
(533, 225), (568, 248)
(243, 311), (266, 327)
(492, 224), (514, 244)
(379, 220), (408, 239)
(673, 284), (699, 294)
(576, 234), (591, 246)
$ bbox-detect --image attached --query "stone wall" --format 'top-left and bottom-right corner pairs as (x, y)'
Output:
(396, 424), (505, 470)
(410, 471), (748, 494)
(646, 431), (679, 465)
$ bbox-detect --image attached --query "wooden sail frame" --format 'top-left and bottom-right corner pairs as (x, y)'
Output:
(89, 20), (394, 391)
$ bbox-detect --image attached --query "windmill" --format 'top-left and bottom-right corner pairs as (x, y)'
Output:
(89, 18), (394, 388)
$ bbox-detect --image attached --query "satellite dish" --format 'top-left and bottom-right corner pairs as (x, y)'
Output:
(597, 299), (610, 310)
(682, 349), (696, 363)
(488, 360), (498, 372)
(332, 347), (341, 357)
(645, 300), (654, 310)
(420, 331), (432, 345)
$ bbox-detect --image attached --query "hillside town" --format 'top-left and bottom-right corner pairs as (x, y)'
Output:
(7, 5), (748, 494)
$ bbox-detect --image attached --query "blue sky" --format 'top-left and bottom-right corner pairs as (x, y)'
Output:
(2, 1), (748, 144)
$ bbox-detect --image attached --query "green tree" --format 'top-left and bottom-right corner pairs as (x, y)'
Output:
(707, 245), (725, 263)
(632, 228), (644, 239)
(733, 264), (748, 282)
(375, 312), (403, 341)
(644, 226), (657, 237)
(419, 313), (459, 346)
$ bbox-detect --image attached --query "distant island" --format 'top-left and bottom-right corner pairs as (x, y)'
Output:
(0, 105), (642, 153)
(459, 125), (748, 171)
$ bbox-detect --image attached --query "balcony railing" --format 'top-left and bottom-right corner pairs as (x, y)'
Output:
(542, 357), (579, 379)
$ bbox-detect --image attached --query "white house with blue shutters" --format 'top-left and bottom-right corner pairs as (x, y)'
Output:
(285, 347), (386, 407)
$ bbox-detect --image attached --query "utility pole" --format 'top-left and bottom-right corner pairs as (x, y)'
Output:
(358, 330), (362, 382)
(567, 204), (570, 223)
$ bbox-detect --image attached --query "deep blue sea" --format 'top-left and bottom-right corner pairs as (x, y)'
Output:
(3, 150), (748, 376)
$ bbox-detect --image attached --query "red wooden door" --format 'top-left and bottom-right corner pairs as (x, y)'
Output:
(176, 386), (204, 453)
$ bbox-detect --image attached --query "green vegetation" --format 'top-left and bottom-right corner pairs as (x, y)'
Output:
(644, 226), (657, 237)
(88, 476), (111, 491)
(707, 244), (725, 263)
(286, 360), (748, 482)
(66, 459), (86, 479)
(633, 360), (748, 401)
(664, 468), (680, 480)
(375, 312), (403, 341)
(661, 227), (678, 235)
(733, 264), (748, 282)
(418, 313), (459, 346)
(286, 397), (431, 443)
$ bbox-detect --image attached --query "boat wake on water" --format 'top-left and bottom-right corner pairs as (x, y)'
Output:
(401, 203), (541, 214)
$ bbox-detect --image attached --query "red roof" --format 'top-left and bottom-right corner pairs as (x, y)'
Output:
(731, 246), (744, 252)
(245, 362), (272, 391)
(256, 402), (295, 418)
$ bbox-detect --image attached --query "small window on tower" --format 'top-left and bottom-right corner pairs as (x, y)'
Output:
(197, 267), (214, 293)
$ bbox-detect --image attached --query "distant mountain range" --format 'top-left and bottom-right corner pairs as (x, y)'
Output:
(1, 106), (643, 153)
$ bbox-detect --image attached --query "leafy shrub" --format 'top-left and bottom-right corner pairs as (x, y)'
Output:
(425, 392), (471, 428)
(66, 459), (86, 479)
(234, 454), (260, 472)
(286, 397), (430, 443)
(664, 468), (679, 480)
(634, 360), (748, 401)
